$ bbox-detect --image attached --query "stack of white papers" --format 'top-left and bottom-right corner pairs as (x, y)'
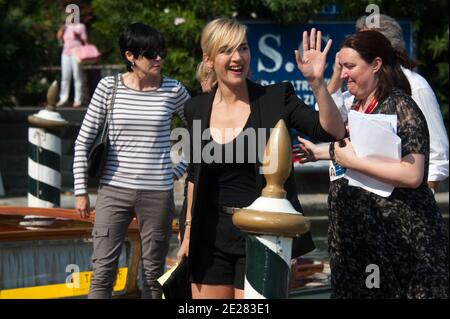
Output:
(345, 110), (401, 197)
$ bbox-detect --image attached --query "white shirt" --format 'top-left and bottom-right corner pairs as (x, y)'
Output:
(315, 67), (449, 182)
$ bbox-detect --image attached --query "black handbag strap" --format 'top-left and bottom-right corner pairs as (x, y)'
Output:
(99, 74), (118, 141)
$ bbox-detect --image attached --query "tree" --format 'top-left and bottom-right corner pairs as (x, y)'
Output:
(90, 0), (327, 95)
(0, 0), (48, 106)
(90, 0), (234, 96)
(427, 29), (449, 125)
(0, 0), (92, 106)
(1, 0), (447, 130)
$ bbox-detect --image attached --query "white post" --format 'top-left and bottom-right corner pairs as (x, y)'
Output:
(233, 120), (311, 299)
(28, 127), (62, 207)
(27, 81), (68, 208)
(244, 235), (292, 299)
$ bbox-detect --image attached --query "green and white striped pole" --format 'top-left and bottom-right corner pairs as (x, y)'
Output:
(28, 127), (61, 207)
(27, 81), (68, 208)
(233, 120), (310, 299)
(245, 234), (292, 298)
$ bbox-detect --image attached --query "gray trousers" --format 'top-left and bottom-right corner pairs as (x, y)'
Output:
(88, 184), (174, 299)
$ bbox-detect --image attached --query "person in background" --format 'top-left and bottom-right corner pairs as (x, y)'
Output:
(56, 21), (87, 107)
(73, 23), (189, 299)
(177, 18), (345, 299)
(323, 14), (449, 192)
(298, 31), (448, 298)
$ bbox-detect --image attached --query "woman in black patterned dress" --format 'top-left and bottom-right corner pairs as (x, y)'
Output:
(297, 31), (448, 298)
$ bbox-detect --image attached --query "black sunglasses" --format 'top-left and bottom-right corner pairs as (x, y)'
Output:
(140, 48), (166, 60)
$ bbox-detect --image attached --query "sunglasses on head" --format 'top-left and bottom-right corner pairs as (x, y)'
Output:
(140, 48), (166, 60)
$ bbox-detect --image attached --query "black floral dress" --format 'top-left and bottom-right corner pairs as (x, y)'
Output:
(328, 90), (449, 299)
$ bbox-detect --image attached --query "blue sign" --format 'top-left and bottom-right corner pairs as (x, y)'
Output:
(245, 21), (412, 106)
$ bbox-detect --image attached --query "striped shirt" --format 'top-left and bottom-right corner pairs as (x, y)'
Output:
(73, 74), (190, 195)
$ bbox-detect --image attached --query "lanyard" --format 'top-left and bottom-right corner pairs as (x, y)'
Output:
(355, 97), (378, 114)
(344, 97), (378, 137)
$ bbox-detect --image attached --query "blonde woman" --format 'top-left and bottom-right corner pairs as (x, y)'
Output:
(177, 18), (345, 299)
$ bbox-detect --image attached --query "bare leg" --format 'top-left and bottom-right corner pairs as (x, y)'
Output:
(192, 284), (235, 299)
(234, 288), (244, 299)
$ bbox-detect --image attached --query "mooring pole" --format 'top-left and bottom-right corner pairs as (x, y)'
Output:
(27, 81), (68, 207)
(233, 120), (311, 299)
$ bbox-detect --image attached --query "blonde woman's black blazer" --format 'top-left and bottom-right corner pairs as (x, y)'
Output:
(184, 80), (337, 261)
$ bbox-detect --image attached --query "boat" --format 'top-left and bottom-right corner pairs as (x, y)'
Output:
(0, 206), (141, 299)
(289, 256), (332, 299)
(0, 206), (331, 299)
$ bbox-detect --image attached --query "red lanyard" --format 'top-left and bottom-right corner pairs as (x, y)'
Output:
(344, 97), (378, 137)
(354, 97), (378, 114)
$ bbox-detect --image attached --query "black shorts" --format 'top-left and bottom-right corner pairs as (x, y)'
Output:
(190, 206), (246, 289)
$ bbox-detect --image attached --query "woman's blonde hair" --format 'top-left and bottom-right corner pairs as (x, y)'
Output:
(197, 18), (247, 86)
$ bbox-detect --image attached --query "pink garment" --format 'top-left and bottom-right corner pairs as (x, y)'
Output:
(62, 23), (87, 56)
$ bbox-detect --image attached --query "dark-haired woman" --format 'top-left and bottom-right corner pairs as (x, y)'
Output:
(297, 31), (448, 298)
(73, 22), (190, 299)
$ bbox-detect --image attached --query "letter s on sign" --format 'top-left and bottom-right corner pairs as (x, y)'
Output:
(257, 34), (282, 73)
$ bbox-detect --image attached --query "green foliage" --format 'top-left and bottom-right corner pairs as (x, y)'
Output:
(0, 0), (88, 106)
(428, 31), (449, 60)
(0, 1), (48, 105)
(427, 29), (449, 125)
(89, 0), (324, 95)
(0, 0), (448, 129)
(261, 0), (327, 24)
(91, 0), (216, 95)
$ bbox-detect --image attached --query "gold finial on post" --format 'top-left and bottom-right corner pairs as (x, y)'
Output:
(232, 119), (310, 238)
(261, 120), (292, 198)
(232, 119), (311, 299)
(46, 80), (59, 112)
(28, 80), (68, 129)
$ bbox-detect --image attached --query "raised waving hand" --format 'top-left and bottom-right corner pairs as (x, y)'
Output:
(295, 28), (332, 89)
